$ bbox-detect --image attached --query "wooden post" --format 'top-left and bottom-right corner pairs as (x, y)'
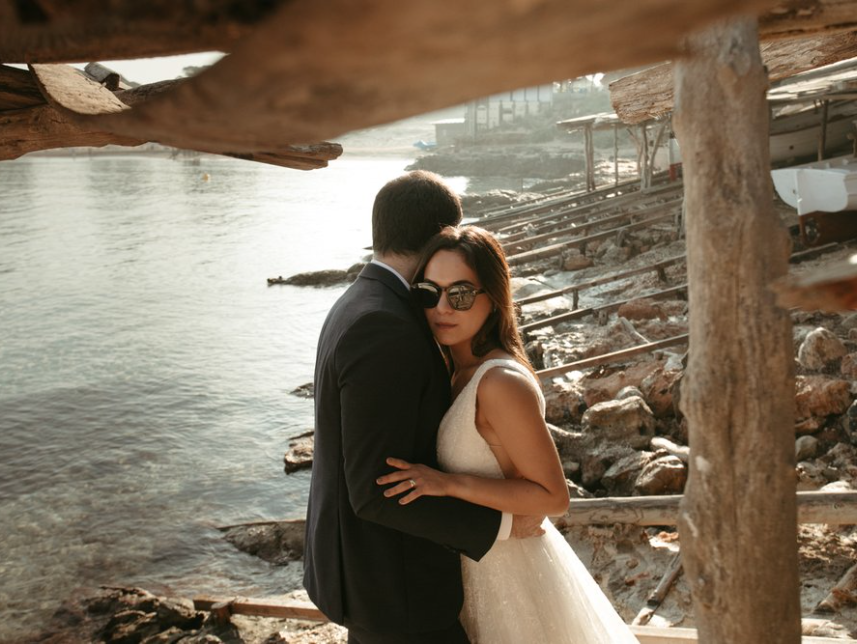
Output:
(640, 123), (650, 189)
(818, 99), (829, 161)
(673, 17), (800, 644)
(614, 122), (620, 187)
(585, 123), (596, 192)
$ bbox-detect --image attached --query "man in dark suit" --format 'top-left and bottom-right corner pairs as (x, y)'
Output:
(304, 171), (538, 644)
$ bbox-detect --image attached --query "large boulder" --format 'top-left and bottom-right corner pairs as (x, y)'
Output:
(544, 381), (587, 424)
(547, 423), (591, 464)
(582, 396), (656, 449)
(841, 353), (857, 380)
(580, 361), (662, 408)
(635, 455), (688, 495)
(284, 431), (314, 474)
(795, 435), (819, 461)
(221, 519), (306, 565)
(617, 298), (668, 322)
(561, 250), (594, 271)
(280, 269), (352, 287)
(602, 451), (653, 495)
(795, 376), (853, 428)
(640, 364), (683, 418)
(798, 327), (847, 371)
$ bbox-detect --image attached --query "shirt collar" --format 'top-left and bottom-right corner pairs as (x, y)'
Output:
(370, 259), (411, 290)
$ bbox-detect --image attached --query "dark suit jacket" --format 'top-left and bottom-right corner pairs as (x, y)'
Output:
(303, 262), (502, 634)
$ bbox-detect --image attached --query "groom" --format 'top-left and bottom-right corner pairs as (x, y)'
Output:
(304, 171), (540, 644)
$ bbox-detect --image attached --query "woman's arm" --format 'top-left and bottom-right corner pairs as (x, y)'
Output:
(377, 367), (570, 517)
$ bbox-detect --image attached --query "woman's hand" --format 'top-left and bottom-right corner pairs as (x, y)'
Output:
(376, 457), (452, 505)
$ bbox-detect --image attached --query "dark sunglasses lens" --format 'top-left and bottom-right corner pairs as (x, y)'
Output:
(414, 284), (441, 308)
(447, 286), (476, 311)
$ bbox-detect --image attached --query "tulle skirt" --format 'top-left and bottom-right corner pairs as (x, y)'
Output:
(460, 520), (640, 644)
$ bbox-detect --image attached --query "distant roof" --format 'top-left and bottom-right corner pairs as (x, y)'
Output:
(433, 118), (465, 125)
(556, 112), (623, 132)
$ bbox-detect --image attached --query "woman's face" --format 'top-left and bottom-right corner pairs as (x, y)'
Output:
(422, 249), (492, 350)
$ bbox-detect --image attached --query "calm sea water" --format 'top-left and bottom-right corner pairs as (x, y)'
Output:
(0, 153), (470, 639)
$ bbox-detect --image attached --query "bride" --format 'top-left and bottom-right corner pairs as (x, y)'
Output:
(377, 226), (639, 644)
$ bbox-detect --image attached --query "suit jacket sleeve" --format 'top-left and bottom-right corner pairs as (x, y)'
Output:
(337, 310), (501, 561)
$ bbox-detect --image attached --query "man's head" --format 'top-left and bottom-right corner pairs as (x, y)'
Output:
(372, 171), (462, 257)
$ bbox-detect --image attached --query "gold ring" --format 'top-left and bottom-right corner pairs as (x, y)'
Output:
(408, 479), (417, 489)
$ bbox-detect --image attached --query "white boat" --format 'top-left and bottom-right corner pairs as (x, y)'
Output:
(771, 154), (857, 215)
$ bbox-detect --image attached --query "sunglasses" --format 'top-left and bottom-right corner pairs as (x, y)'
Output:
(412, 282), (486, 311)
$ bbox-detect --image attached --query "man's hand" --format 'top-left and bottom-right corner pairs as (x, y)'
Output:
(511, 514), (545, 539)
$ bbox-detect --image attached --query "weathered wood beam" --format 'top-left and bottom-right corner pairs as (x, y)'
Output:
(67, 0), (784, 149)
(674, 17), (801, 643)
(498, 179), (680, 238)
(760, 0), (857, 40)
(522, 283), (688, 334)
(503, 195), (684, 253)
(536, 333), (689, 379)
(559, 492), (857, 526)
(506, 208), (678, 266)
(0, 0), (278, 63)
(193, 595), (327, 622)
(611, 30), (857, 124)
(0, 64), (45, 109)
(633, 552), (683, 626)
(0, 65), (341, 169)
(0, 103), (145, 160)
(516, 255), (686, 306)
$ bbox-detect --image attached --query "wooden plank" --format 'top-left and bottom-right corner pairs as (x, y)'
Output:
(30, 63), (129, 116)
(189, 596), (852, 643)
(516, 255), (685, 306)
(759, 0), (857, 40)
(632, 625), (857, 643)
(815, 562), (857, 612)
(633, 552), (683, 626)
(536, 334), (689, 380)
(521, 284), (688, 334)
(478, 181), (641, 232)
(610, 31), (857, 125)
(503, 196), (683, 253)
(193, 595), (327, 621)
(498, 179), (681, 238)
(507, 210), (678, 267)
(559, 492), (857, 527)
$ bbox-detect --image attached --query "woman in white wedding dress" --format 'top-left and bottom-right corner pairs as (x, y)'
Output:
(377, 226), (639, 644)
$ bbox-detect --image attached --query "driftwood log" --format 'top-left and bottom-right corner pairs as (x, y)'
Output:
(4, 1), (857, 165)
(815, 562), (857, 613)
(0, 0), (797, 154)
(674, 17), (801, 644)
(0, 64), (342, 169)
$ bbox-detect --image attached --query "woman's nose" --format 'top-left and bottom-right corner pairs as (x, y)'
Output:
(435, 292), (455, 313)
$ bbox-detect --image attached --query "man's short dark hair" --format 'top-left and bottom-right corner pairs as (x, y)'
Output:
(372, 171), (462, 255)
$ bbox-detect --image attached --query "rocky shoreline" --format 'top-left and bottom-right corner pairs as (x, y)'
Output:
(24, 175), (857, 643)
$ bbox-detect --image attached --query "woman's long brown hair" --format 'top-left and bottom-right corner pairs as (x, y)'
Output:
(413, 226), (535, 376)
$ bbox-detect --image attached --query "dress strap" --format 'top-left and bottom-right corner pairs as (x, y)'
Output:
(467, 359), (545, 415)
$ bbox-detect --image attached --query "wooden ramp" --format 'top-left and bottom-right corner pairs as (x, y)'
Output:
(191, 596), (850, 642)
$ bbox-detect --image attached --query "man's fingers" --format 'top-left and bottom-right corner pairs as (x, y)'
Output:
(398, 490), (420, 505)
(376, 470), (411, 486)
(385, 457), (411, 469)
(382, 481), (414, 497)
